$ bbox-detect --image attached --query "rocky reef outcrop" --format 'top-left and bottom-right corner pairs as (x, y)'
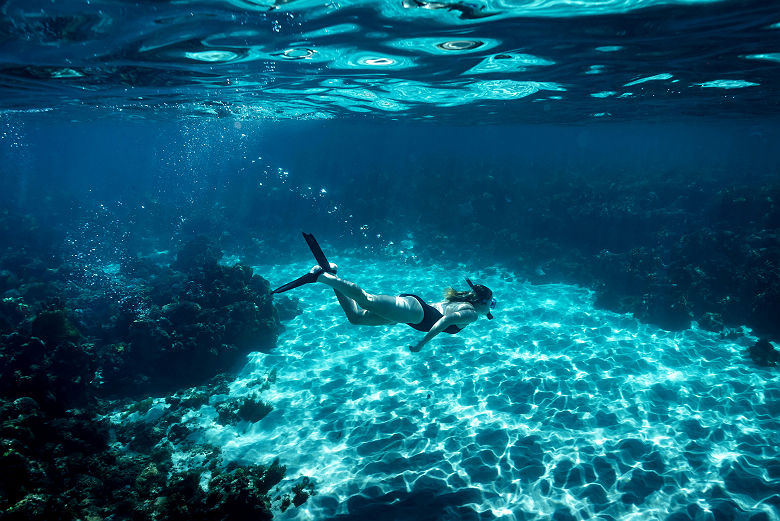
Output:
(404, 173), (780, 342)
(98, 236), (281, 396)
(0, 227), (310, 520)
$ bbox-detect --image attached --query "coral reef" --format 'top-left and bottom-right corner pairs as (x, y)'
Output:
(0, 227), (310, 520)
(218, 395), (274, 425)
(0, 392), (313, 520)
(405, 173), (780, 340)
(0, 311), (94, 415)
(0, 326), (315, 520)
(93, 236), (281, 396)
(748, 338), (780, 367)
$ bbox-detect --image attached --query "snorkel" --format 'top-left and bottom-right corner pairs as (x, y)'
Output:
(465, 278), (495, 320)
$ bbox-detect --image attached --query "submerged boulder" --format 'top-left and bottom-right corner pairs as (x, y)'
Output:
(96, 240), (280, 397)
(0, 326), (95, 415)
(748, 338), (779, 367)
(31, 308), (82, 345)
(173, 235), (223, 275)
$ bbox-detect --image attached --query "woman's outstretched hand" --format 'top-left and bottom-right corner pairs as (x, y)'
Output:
(409, 341), (424, 353)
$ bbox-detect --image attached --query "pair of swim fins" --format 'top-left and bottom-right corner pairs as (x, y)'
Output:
(271, 233), (335, 294)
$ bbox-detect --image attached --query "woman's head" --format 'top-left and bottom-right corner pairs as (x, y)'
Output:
(444, 279), (495, 319)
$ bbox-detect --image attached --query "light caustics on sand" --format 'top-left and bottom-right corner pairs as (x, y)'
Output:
(164, 254), (778, 520)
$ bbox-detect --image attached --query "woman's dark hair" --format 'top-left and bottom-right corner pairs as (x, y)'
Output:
(443, 279), (492, 305)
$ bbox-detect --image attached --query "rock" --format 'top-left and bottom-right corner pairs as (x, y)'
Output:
(217, 395), (273, 425)
(697, 312), (724, 332)
(173, 236), (222, 274)
(748, 338), (779, 367)
(30, 309), (81, 345)
(161, 301), (202, 327)
(135, 463), (166, 497)
(0, 297), (28, 334)
(203, 463), (286, 521)
(237, 397), (273, 423)
(291, 476), (316, 507)
(12, 397), (41, 416)
(4, 493), (59, 520)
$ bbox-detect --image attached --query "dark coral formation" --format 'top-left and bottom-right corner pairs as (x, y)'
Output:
(0, 323), (314, 520)
(0, 305), (95, 416)
(98, 237), (281, 396)
(0, 398), (114, 520)
(0, 388), (313, 520)
(399, 174), (780, 340)
(218, 395), (274, 425)
(1, 234), (281, 397)
(0, 227), (311, 520)
(748, 338), (780, 367)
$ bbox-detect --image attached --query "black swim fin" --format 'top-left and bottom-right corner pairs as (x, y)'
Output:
(271, 233), (335, 294)
(270, 270), (321, 294)
(302, 232), (335, 274)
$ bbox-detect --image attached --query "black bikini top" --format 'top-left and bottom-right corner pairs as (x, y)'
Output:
(401, 294), (463, 334)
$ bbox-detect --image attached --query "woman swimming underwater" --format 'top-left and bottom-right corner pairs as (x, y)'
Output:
(312, 266), (495, 352)
(271, 233), (496, 352)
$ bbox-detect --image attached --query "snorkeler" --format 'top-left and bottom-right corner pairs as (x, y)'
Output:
(272, 234), (496, 352)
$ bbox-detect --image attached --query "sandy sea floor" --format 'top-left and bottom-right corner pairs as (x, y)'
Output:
(169, 253), (779, 520)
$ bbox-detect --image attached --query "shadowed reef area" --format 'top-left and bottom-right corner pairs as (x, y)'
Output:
(0, 233), (315, 520)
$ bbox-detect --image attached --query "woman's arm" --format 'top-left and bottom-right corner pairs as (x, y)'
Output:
(409, 309), (479, 352)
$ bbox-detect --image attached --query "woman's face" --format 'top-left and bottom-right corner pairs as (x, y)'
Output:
(474, 296), (493, 315)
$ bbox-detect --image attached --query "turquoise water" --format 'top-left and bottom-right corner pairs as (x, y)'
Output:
(120, 252), (777, 520)
(2, 0), (780, 518)
(2, 116), (779, 519)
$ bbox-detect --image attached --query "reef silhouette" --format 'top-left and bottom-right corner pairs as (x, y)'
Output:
(0, 230), (313, 520)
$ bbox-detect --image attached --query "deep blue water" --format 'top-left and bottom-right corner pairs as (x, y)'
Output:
(1, 0), (780, 520)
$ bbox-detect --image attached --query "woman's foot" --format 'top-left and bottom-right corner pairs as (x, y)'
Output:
(270, 263), (337, 294)
(309, 263), (337, 278)
(299, 266), (324, 284)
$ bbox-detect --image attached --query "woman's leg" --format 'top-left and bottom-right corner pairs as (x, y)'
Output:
(319, 273), (424, 324)
(332, 290), (393, 325)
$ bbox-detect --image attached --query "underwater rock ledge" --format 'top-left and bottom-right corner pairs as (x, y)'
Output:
(0, 234), (314, 520)
(406, 175), (780, 343)
(99, 236), (282, 397)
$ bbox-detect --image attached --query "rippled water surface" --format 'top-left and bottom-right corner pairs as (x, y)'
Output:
(2, 1), (779, 519)
(1, 0), (779, 121)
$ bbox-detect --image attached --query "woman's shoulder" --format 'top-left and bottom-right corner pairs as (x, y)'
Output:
(441, 301), (478, 326)
(441, 301), (475, 314)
